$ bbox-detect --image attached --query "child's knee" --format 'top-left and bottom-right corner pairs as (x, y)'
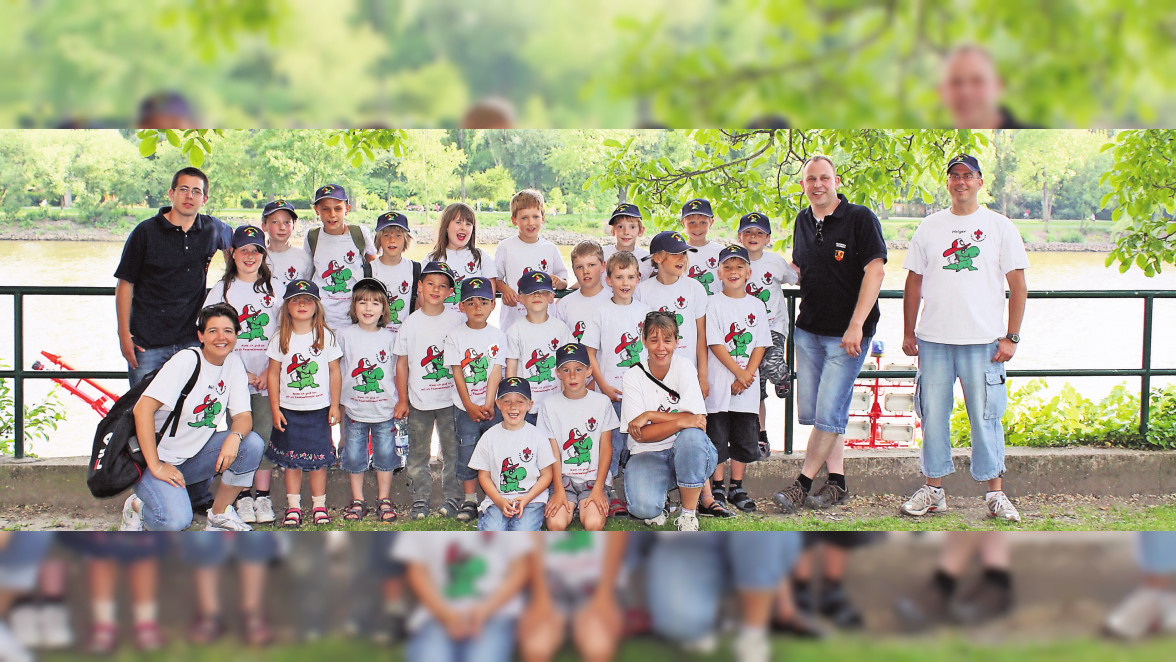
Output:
(546, 512), (570, 531)
(580, 508), (606, 532)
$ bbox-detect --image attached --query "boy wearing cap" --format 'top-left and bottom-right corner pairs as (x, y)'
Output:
(681, 198), (725, 296)
(393, 262), (465, 520)
(602, 203), (653, 280)
(369, 211), (420, 335)
(553, 240), (612, 344)
(505, 270), (574, 415)
(899, 154), (1028, 522)
(634, 231), (709, 381)
(262, 199), (312, 289)
(705, 245), (772, 513)
(738, 212), (799, 456)
(494, 189), (570, 331)
(539, 342), (620, 532)
(444, 276), (508, 522)
(467, 377), (557, 531)
(304, 184), (377, 329)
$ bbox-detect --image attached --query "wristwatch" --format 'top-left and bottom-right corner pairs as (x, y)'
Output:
(1005, 333), (1020, 343)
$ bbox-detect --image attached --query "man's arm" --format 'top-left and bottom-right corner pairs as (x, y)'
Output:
(116, 279), (142, 368)
(994, 269), (1027, 363)
(902, 271), (923, 357)
(841, 258), (885, 357)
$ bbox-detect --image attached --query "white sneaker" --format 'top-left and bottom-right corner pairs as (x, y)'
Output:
(681, 633), (718, 655)
(1105, 587), (1168, 639)
(643, 510), (667, 527)
(1161, 592), (1176, 634)
(38, 602), (73, 649)
(985, 491), (1021, 522)
(205, 505), (253, 532)
(733, 630), (771, 662)
(236, 496), (256, 523)
(900, 484), (947, 517)
(675, 511), (700, 532)
(119, 494), (143, 531)
(253, 496), (276, 523)
(9, 603), (40, 648)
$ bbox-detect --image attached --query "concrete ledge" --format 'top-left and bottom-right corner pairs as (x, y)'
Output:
(4, 447), (1175, 517)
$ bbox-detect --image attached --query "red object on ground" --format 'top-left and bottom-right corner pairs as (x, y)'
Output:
(31, 351), (120, 418)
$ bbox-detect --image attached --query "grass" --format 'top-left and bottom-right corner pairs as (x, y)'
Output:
(37, 632), (1176, 662)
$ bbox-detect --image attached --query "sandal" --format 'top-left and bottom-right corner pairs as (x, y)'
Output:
(283, 507), (302, 528)
(85, 623), (119, 655)
(133, 620), (165, 652)
(608, 498), (628, 517)
(376, 498), (398, 523)
(698, 499), (737, 518)
(343, 499), (369, 521)
(242, 613), (274, 647)
(187, 613), (224, 644)
(729, 487), (758, 513)
(312, 506), (332, 526)
(711, 485), (727, 505)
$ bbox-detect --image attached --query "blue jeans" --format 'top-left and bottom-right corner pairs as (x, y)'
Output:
(645, 532), (802, 644)
(609, 399), (626, 483)
(914, 339), (1007, 481)
(624, 428), (718, 520)
(408, 615), (516, 662)
(341, 414), (398, 473)
(179, 531), (280, 566)
(1139, 532), (1176, 574)
(127, 340), (199, 387)
(477, 501), (545, 531)
(134, 430), (264, 531)
(794, 327), (871, 434)
(453, 407), (503, 483)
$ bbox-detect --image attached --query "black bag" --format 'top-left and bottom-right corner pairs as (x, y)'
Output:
(87, 349), (202, 498)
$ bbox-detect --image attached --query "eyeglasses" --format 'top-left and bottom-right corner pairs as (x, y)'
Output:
(174, 186), (205, 198)
(947, 172), (978, 182)
(813, 219), (824, 246)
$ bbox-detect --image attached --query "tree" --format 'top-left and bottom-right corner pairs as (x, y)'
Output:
(1102, 130), (1176, 277)
(395, 130), (466, 220)
(466, 166), (516, 207)
(1012, 130), (1105, 233)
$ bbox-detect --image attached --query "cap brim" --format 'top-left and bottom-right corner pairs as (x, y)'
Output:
(556, 359), (589, 368)
(313, 194), (348, 204)
(263, 208), (298, 221)
(737, 224), (770, 234)
(286, 292), (320, 301)
(609, 212), (641, 224)
(680, 211), (714, 218)
(721, 255), (751, 264)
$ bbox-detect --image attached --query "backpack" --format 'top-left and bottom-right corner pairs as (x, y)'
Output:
(306, 225), (373, 279)
(87, 349), (202, 499)
(408, 259), (422, 312)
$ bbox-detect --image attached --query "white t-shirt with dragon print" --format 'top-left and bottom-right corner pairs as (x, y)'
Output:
(338, 324), (399, 423)
(265, 330), (343, 411)
(202, 278), (280, 394)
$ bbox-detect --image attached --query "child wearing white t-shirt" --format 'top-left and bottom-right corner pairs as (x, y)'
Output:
(427, 202), (498, 315)
(505, 271), (573, 415)
(493, 189), (568, 331)
(302, 184), (376, 330)
(552, 240), (612, 343)
(369, 211), (419, 336)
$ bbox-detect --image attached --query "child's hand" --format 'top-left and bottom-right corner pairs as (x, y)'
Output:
(738, 368), (756, 388)
(465, 406), (483, 423)
(545, 490), (571, 518)
(699, 376), (710, 399)
(513, 496), (531, 516)
(328, 405), (341, 426)
(731, 381), (746, 396)
(602, 384), (622, 403)
(499, 285), (518, 307)
(551, 275), (568, 290)
(394, 399), (409, 420)
(273, 410), (287, 432)
(439, 606), (470, 640)
(246, 372), (266, 390)
(586, 485), (609, 517)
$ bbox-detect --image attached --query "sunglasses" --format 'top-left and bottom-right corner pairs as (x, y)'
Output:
(814, 218), (825, 246)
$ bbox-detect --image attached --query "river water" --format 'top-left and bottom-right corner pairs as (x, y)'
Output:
(2, 239), (1174, 457)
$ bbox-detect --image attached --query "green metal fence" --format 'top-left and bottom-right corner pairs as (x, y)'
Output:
(3, 286), (1175, 459)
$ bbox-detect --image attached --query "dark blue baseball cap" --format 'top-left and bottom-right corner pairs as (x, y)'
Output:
(375, 211), (410, 233)
(283, 279), (320, 301)
(261, 199), (298, 221)
(681, 198), (714, 218)
(231, 225), (266, 251)
(555, 342), (590, 368)
(644, 230), (699, 260)
(718, 244), (751, 265)
(517, 270), (554, 295)
(608, 203), (643, 225)
(420, 261), (457, 288)
(312, 184), (348, 204)
(496, 376), (532, 401)
(460, 276), (495, 302)
(737, 212), (772, 235)
(946, 154), (982, 175)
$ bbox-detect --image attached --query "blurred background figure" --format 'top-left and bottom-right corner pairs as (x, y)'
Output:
(461, 98), (515, 130)
(938, 45), (1031, 130)
(789, 532), (882, 630)
(0, 533), (54, 662)
(136, 91), (199, 130)
(1105, 532), (1176, 640)
(894, 532), (1013, 631)
(348, 532), (410, 646)
(179, 532), (278, 647)
(6, 546), (72, 654)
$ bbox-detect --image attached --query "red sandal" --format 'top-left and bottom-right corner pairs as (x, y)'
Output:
(283, 507), (302, 528)
(312, 506), (332, 526)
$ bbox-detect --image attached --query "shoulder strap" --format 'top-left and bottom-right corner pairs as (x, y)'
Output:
(349, 225), (372, 278)
(409, 260), (422, 311)
(307, 227), (321, 257)
(158, 349), (203, 438)
(636, 362), (680, 402)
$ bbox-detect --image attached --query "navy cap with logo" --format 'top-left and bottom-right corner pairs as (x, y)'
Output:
(420, 261), (457, 288)
(644, 230), (699, 260)
(312, 184), (348, 204)
(681, 198), (714, 219)
(718, 244), (751, 265)
(352, 277), (389, 299)
(261, 199), (298, 222)
(283, 279), (320, 301)
(375, 211), (410, 233)
(946, 154), (982, 175)
(517, 270), (554, 295)
(737, 212), (772, 235)
(555, 342), (590, 368)
(497, 376), (532, 401)
(608, 203), (643, 225)
(460, 276), (495, 302)
(232, 225), (267, 251)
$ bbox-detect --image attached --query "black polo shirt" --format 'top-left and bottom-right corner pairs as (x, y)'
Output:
(113, 207), (229, 349)
(791, 193), (887, 338)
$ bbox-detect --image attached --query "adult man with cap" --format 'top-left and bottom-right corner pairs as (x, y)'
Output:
(899, 153), (1028, 522)
(774, 155), (887, 514)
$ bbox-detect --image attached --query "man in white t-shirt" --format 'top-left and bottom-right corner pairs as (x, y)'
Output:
(899, 153), (1029, 523)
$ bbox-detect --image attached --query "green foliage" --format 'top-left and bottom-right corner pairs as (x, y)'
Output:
(0, 367), (66, 458)
(1102, 130), (1176, 277)
(1055, 230), (1085, 244)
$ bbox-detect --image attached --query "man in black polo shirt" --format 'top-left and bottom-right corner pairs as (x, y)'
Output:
(114, 166), (229, 386)
(774, 155), (887, 514)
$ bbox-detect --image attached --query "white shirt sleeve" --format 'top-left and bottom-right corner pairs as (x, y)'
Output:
(224, 356), (252, 418)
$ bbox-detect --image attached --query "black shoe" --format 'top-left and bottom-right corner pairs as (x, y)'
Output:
(818, 584), (864, 629)
(770, 611), (827, 639)
(894, 582), (951, 632)
(950, 579), (1013, 625)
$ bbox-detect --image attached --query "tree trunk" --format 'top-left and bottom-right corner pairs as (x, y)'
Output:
(1042, 179), (1052, 236)
(459, 129), (467, 203)
(63, 184), (72, 209)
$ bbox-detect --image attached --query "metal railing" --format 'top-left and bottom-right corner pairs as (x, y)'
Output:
(3, 286), (1175, 458)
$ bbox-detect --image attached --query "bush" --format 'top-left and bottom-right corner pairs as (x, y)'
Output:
(0, 365), (66, 458)
(1055, 230), (1085, 244)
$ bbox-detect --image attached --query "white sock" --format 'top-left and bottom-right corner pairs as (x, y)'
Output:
(133, 602), (157, 625)
(682, 508), (696, 517)
(312, 494), (327, 510)
(93, 600), (116, 626)
(0, 623), (33, 662)
(288, 494), (302, 511)
(986, 490), (1004, 500)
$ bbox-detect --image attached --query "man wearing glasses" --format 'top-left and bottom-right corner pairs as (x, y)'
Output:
(774, 155), (887, 514)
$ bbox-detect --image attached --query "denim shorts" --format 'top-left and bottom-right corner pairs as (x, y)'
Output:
(794, 327), (871, 434)
(453, 406), (503, 482)
(341, 413), (398, 473)
(478, 501), (545, 531)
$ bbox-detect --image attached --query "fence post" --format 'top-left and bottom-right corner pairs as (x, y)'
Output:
(13, 292), (23, 459)
(1141, 294), (1154, 437)
(784, 295), (796, 455)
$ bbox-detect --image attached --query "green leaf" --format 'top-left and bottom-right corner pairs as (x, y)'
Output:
(138, 136), (158, 157)
(188, 146), (205, 168)
(602, 138), (622, 148)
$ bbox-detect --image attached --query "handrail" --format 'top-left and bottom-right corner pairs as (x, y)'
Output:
(2, 287), (1171, 458)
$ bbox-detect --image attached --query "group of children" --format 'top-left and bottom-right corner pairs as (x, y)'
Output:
(184, 183), (797, 532)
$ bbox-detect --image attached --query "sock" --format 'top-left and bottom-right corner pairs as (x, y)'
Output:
(255, 490), (270, 499)
(385, 599), (408, 616)
(235, 491), (251, 503)
(730, 478), (743, 491)
(985, 490), (1004, 500)
(982, 567), (1013, 591)
(312, 494), (327, 510)
(797, 474), (813, 493)
(287, 494), (302, 511)
(827, 473), (846, 490)
(93, 600), (117, 626)
(464, 492), (477, 503)
(682, 508), (696, 517)
(132, 602), (157, 625)
(932, 569), (957, 598)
